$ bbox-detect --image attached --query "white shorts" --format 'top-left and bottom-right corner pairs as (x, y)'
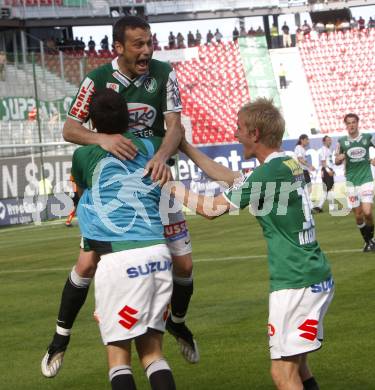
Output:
(268, 276), (334, 360)
(164, 210), (192, 256)
(94, 244), (172, 345)
(346, 181), (374, 208)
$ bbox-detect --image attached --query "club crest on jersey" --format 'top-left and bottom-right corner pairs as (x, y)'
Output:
(106, 82), (120, 92)
(144, 77), (157, 93)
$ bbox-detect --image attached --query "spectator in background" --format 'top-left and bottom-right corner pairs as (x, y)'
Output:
(255, 26), (264, 36)
(152, 33), (160, 50)
(302, 20), (311, 35)
(88, 36), (96, 52)
(214, 28), (223, 43)
(100, 35), (109, 50)
(187, 31), (195, 47)
(239, 26), (247, 38)
(271, 23), (279, 48)
(316, 21), (325, 34)
(368, 17), (375, 28)
(78, 37), (85, 51)
(281, 21), (291, 48)
(0, 51), (6, 81)
(296, 27), (304, 42)
(232, 27), (239, 41)
(206, 29), (214, 44)
(279, 63), (287, 89)
(46, 37), (57, 53)
(248, 27), (256, 36)
(350, 17), (358, 30)
(168, 31), (176, 49)
(195, 30), (202, 45)
(358, 16), (365, 30)
(177, 32), (185, 49)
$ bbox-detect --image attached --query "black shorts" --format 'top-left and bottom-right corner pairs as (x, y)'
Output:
(321, 168), (334, 191)
(303, 170), (311, 184)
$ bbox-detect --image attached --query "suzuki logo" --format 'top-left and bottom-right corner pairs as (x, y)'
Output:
(118, 305), (139, 330)
(298, 319), (318, 341)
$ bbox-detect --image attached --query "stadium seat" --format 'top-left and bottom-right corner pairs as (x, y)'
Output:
(299, 29), (375, 134)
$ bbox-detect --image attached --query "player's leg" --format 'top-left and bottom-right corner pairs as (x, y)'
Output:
(65, 207), (76, 227)
(298, 355), (320, 390)
(41, 248), (99, 378)
(358, 182), (375, 249)
(136, 330), (176, 390)
(107, 342), (137, 390)
(271, 357), (303, 390)
(361, 201), (375, 250)
(163, 215), (199, 363)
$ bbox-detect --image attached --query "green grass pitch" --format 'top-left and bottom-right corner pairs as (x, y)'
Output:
(1, 210), (375, 389)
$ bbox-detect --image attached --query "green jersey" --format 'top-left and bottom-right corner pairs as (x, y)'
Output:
(223, 152), (331, 292)
(337, 133), (375, 186)
(68, 57), (182, 138)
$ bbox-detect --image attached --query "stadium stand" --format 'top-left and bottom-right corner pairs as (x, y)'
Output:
(299, 28), (375, 134)
(173, 42), (250, 145)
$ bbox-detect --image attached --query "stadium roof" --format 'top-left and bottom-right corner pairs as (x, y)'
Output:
(0, 0), (374, 27)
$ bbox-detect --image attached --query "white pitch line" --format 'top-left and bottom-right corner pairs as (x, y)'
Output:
(0, 248), (363, 275)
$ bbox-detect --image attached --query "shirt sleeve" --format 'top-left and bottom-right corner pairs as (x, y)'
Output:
(370, 134), (375, 147)
(294, 145), (304, 158)
(222, 171), (262, 209)
(162, 67), (183, 114)
(71, 148), (86, 189)
(67, 76), (96, 123)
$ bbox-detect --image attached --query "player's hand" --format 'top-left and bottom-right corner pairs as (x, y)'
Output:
(144, 157), (173, 186)
(309, 165), (315, 171)
(371, 158), (375, 166)
(327, 169), (334, 177)
(99, 133), (137, 160)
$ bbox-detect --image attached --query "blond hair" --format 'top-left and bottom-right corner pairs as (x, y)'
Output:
(239, 98), (285, 148)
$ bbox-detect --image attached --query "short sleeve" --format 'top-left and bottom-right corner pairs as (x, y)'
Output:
(67, 76), (96, 123)
(223, 172), (262, 209)
(162, 67), (183, 114)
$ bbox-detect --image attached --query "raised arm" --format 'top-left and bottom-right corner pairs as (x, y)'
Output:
(169, 182), (231, 220)
(179, 137), (241, 187)
(334, 143), (345, 165)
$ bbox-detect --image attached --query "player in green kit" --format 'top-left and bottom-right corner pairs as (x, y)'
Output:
(41, 16), (198, 379)
(167, 98), (333, 390)
(335, 113), (375, 252)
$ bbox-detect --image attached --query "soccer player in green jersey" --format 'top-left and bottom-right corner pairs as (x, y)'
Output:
(335, 113), (375, 252)
(41, 16), (198, 378)
(168, 98), (333, 390)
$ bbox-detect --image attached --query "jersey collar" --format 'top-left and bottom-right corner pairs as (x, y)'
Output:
(264, 151), (286, 163)
(348, 134), (362, 143)
(111, 57), (149, 88)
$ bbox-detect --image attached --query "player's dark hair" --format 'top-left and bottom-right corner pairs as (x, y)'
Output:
(344, 113), (359, 123)
(89, 88), (129, 134)
(113, 16), (150, 44)
(297, 134), (308, 145)
(322, 135), (330, 143)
